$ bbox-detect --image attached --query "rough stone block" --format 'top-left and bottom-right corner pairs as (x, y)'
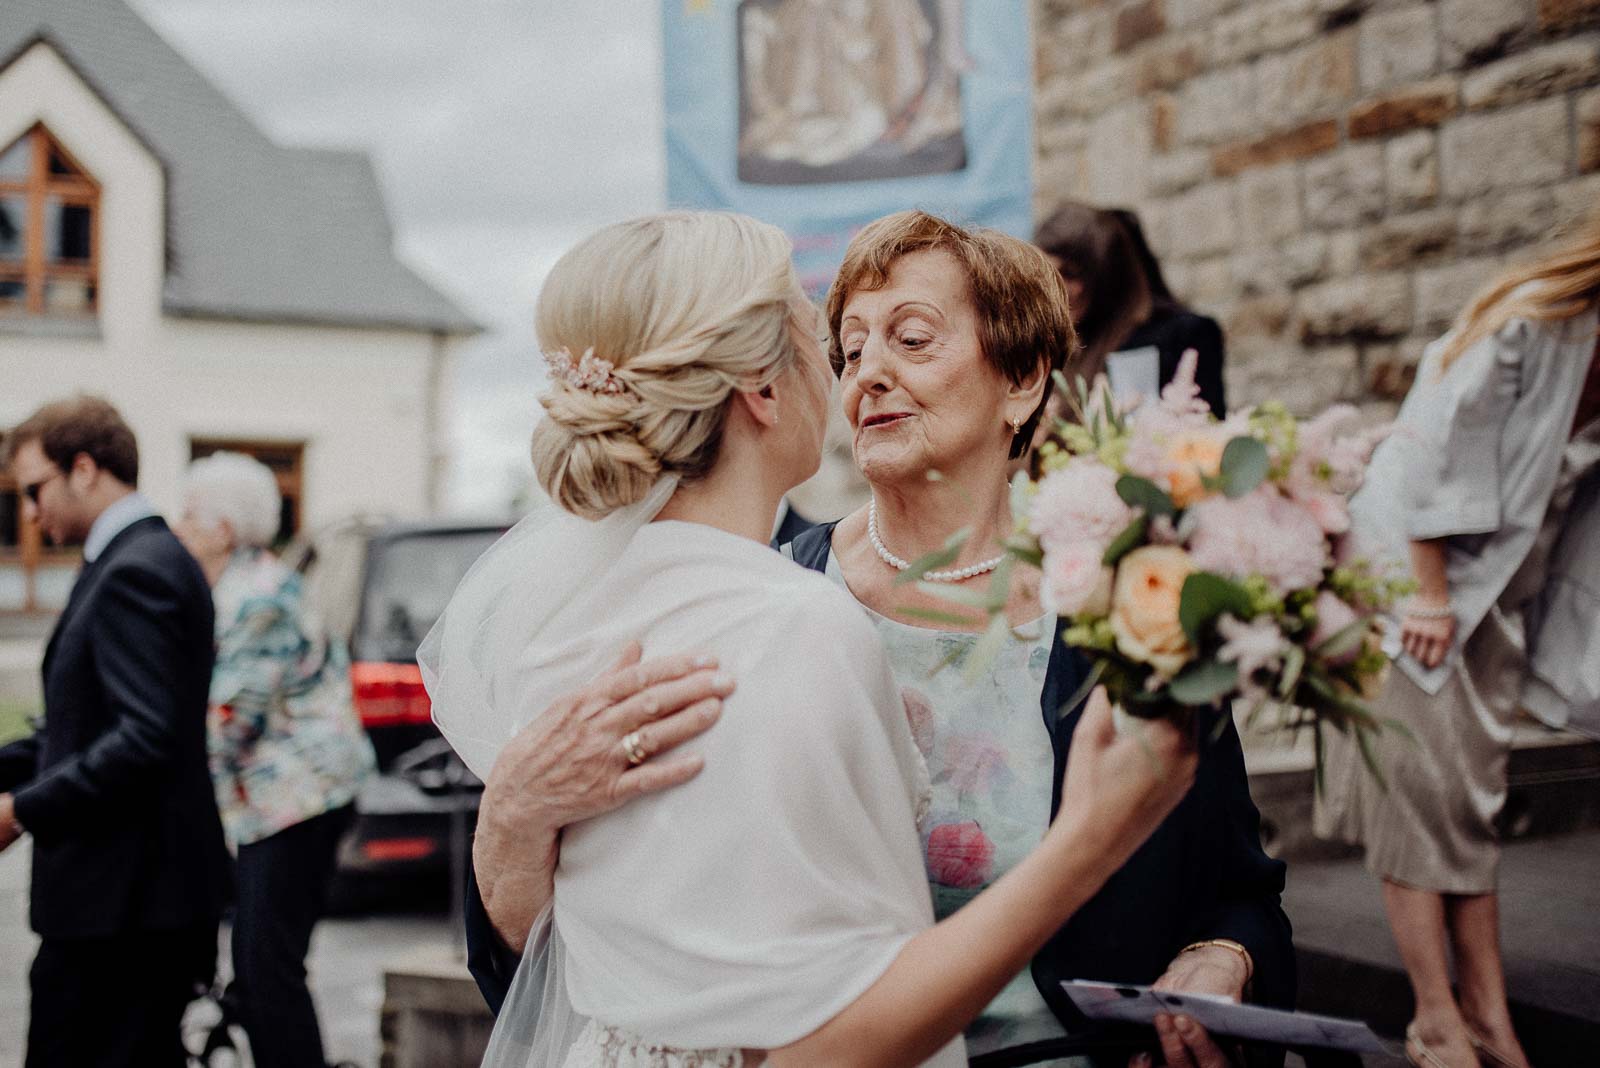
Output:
(1440, 99), (1569, 197)
(1150, 148), (1214, 194)
(1167, 181), (1241, 259)
(1037, 151), (1089, 201)
(1229, 340), (1362, 413)
(1135, 35), (1205, 92)
(1581, 87), (1600, 171)
(1152, 92), (1179, 152)
(1087, 99), (1154, 203)
(1179, 64), (1261, 144)
(1237, 163), (1304, 245)
(1350, 79), (1465, 139)
(1211, 119), (1340, 175)
(1358, 5), (1440, 90)
(1226, 292), (1297, 338)
(1366, 341), (1425, 400)
(1458, 186), (1559, 250)
(1304, 143), (1386, 228)
(1386, 130), (1441, 209)
(1167, 0), (1240, 29)
(1283, 232), (1333, 285)
(1415, 257), (1502, 332)
(1257, 30), (1360, 123)
(1213, 0), (1320, 65)
(1297, 273), (1413, 340)
(1539, 0), (1600, 31)
(1328, 230), (1363, 276)
(1360, 210), (1457, 269)
(1348, 78), (1459, 139)
(1116, 0), (1168, 51)
(1462, 38), (1600, 110)
(1187, 255), (1238, 308)
(1442, 0), (1531, 67)
(1552, 172), (1600, 229)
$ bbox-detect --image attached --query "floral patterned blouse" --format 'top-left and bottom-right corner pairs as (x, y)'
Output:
(208, 548), (374, 848)
(825, 559), (1081, 1063)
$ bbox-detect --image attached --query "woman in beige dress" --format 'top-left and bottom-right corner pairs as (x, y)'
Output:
(1316, 215), (1600, 1068)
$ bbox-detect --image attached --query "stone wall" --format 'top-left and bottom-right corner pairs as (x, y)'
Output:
(1034, 0), (1600, 413)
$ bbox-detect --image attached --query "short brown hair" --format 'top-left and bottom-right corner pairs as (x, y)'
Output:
(4, 395), (139, 485)
(825, 211), (1080, 458)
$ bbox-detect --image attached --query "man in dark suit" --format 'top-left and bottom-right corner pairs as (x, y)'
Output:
(0, 396), (232, 1068)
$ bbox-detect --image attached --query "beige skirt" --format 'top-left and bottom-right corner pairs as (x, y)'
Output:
(1313, 608), (1525, 894)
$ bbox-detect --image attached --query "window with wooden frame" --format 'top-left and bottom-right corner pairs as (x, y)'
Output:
(190, 439), (306, 546)
(0, 124), (100, 318)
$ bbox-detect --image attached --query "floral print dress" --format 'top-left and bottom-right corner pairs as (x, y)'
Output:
(209, 548), (375, 848)
(825, 559), (1081, 1063)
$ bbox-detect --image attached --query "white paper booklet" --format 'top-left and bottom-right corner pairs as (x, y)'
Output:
(1059, 979), (1389, 1054)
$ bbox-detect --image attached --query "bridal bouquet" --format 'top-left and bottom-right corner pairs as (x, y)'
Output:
(912, 354), (1409, 786)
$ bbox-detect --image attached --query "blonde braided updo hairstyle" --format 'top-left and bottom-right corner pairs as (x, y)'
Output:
(532, 211), (804, 520)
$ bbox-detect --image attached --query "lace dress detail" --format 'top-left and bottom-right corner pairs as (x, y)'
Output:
(563, 1020), (745, 1068)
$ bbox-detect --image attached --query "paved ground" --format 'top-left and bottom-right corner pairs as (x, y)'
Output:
(0, 843), (455, 1067)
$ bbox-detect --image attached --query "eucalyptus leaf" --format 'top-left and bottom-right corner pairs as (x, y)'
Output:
(962, 613), (1013, 684)
(1116, 474), (1177, 517)
(1167, 659), (1240, 705)
(1312, 618), (1370, 661)
(1220, 436), (1271, 499)
(1278, 644), (1306, 698)
(897, 605), (987, 627)
(893, 527), (970, 586)
(1356, 723), (1388, 792)
(1004, 537), (1044, 568)
(1053, 657), (1107, 724)
(1177, 572), (1255, 646)
(1101, 515), (1148, 566)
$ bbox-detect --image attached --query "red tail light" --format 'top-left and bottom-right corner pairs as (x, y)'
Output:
(351, 662), (432, 727)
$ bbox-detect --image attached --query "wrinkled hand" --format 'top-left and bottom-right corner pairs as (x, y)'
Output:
(1129, 948), (1248, 1068)
(0, 794), (21, 854)
(476, 641), (735, 950)
(1058, 688), (1198, 874)
(1400, 607), (1455, 669)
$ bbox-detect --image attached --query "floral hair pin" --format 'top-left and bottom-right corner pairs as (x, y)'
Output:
(544, 347), (629, 396)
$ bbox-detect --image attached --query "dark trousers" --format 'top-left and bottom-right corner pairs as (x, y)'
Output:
(27, 925), (216, 1068)
(232, 804), (353, 1068)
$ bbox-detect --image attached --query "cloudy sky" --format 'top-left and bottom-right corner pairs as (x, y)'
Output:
(128, 0), (668, 514)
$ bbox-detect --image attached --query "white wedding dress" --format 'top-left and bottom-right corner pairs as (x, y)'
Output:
(422, 483), (964, 1068)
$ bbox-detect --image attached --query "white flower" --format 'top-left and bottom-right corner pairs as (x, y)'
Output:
(1215, 613), (1289, 681)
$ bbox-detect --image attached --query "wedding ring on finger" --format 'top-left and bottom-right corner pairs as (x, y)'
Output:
(621, 729), (650, 766)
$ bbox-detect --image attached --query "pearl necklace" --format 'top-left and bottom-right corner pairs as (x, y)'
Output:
(868, 499), (1006, 582)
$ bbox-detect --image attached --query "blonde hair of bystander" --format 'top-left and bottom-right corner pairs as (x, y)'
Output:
(1438, 209), (1600, 374)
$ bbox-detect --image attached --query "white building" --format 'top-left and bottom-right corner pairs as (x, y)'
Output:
(0, 0), (479, 610)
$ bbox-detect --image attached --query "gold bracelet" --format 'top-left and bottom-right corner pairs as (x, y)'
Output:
(1180, 938), (1254, 987)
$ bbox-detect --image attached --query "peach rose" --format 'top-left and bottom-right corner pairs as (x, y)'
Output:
(1164, 431), (1226, 508)
(1110, 546), (1196, 676)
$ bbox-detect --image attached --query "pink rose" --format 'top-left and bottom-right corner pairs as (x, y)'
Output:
(1187, 486), (1330, 596)
(1043, 542), (1114, 617)
(925, 820), (995, 889)
(1030, 459), (1136, 555)
(1308, 591), (1363, 665)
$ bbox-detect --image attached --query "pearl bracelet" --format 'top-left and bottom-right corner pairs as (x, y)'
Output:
(1404, 600), (1454, 620)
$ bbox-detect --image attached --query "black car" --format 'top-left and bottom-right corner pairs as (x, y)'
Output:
(290, 517), (506, 894)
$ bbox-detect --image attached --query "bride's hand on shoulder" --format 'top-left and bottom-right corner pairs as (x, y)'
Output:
(1053, 688), (1197, 867)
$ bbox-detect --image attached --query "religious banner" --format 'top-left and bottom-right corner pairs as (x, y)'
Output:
(664, 0), (1034, 294)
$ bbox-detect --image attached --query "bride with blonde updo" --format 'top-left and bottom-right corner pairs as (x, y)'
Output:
(423, 210), (1193, 1068)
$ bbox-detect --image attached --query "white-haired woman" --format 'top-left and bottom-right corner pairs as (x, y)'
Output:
(421, 210), (1195, 1067)
(177, 451), (374, 1068)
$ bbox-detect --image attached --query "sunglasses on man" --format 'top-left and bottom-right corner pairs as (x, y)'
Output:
(22, 470), (62, 504)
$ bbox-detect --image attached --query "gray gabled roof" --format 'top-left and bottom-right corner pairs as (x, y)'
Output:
(0, 0), (480, 335)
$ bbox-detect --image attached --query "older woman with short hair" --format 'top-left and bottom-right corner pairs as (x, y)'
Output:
(177, 451), (374, 1068)
(467, 212), (1292, 1067)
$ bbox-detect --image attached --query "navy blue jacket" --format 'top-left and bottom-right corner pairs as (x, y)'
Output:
(463, 522), (1295, 1030)
(0, 515), (232, 943)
